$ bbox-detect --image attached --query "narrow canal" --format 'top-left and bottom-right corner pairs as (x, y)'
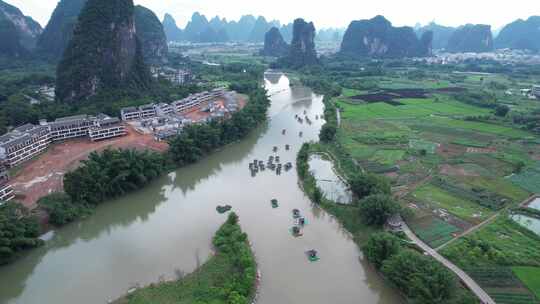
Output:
(0, 72), (402, 304)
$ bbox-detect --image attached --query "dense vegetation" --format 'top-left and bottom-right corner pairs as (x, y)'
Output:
(116, 212), (257, 304)
(0, 202), (42, 265)
(37, 193), (91, 226)
(64, 149), (169, 206)
(134, 5), (168, 64)
(56, 0), (153, 103)
(277, 19), (318, 69)
(340, 16), (432, 58)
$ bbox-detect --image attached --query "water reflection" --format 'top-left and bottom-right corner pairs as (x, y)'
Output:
(512, 214), (540, 235)
(528, 198), (540, 211)
(308, 154), (353, 204)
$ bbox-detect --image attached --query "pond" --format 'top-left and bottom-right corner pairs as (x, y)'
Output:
(527, 197), (540, 211)
(308, 154), (353, 204)
(512, 214), (540, 236)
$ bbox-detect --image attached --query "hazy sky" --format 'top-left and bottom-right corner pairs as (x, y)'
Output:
(7, 0), (540, 30)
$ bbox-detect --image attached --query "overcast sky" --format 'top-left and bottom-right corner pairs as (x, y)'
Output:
(7, 0), (540, 30)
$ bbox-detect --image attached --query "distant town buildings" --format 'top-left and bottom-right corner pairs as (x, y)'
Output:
(0, 114), (126, 169)
(418, 49), (540, 65)
(151, 67), (193, 86)
(37, 85), (56, 101)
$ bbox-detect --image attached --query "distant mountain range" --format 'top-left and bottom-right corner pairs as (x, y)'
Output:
(162, 12), (343, 44)
(1, 0), (540, 63)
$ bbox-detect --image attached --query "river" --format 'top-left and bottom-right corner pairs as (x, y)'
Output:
(0, 72), (402, 304)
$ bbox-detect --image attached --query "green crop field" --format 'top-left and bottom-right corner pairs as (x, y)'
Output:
(422, 117), (532, 139)
(442, 217), (540, 269)
(466, 267), (539, 304)
(409, 216), (460, 248)
(412, 184), (493, 223)
(409, 139), (438, 154)
(513, 267), (540, 299)
(341, 88), (363, 97)
(336, 97), (490, 121)
(463, 176), (531, 203)
(369, 149), (406, 165)
(510, 163), (540, 194)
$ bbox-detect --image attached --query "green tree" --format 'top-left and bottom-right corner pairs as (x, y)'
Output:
(0, 202), (43, 265)
(350, 173), (391, 200)
(382, 250), (456, 303)
(495, 105), (510, 117)
(363, 232), (401, 269)
(37, 193), (90, 225)
(319, 123), (337, 142)
(358, 194), (400, 226)
(313, 187), (323, 204)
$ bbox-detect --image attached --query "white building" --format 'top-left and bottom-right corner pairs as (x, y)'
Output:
(88, 115), (127, 142)
(173, 88), (226, 114)
(0, 124), (51, 168)
(46, 115), (94, 141)
(0, 114), (127, 168)
(0, 165), (14, 203)
(533, 85), (540, 98)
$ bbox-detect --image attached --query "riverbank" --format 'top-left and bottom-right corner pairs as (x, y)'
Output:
(113, 212), (258, 304)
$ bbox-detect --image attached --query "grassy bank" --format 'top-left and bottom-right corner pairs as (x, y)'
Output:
(115, 212), (257, 304)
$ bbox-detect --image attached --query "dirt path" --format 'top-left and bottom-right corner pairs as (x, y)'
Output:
(10, 125), (168, 210)
(401, 221), (495, 304)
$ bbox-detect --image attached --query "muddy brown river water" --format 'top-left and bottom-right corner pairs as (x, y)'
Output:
(0, 72), (402, 304)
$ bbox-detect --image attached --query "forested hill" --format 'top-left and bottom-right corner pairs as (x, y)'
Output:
(134, 5), (168, 64)
(416, 22), (455, 50)
(36, 0), (87, 59)
(446, 24), (493, 53)
(495, 16), (540, 52)
(0, 0), (42, 57)
(340, 15), (432, 58)
(55, 0), (152, 103)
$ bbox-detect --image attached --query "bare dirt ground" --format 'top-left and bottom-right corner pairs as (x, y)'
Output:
(439, 164), (480, 177)
(466, 147), (496, 153)
(10, 124), (168, 210)
(437, 144), (466, 158)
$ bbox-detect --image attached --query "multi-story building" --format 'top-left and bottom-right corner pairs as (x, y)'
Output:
(533, 85), (540, 98)
(155, 103), (173, 116)
(171, 69), (192, 85)
(120, 107), (141, 121)
(173, 88), (226, 113)
(88, 115), (127, 142)
(139, 104), (157, 119)
(0, 114), (127, 168)
(0, 165), (14, 203)
(47, 115), (94, 141)
(0, 124), (51, 168)
(120, 104), (161, 121)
